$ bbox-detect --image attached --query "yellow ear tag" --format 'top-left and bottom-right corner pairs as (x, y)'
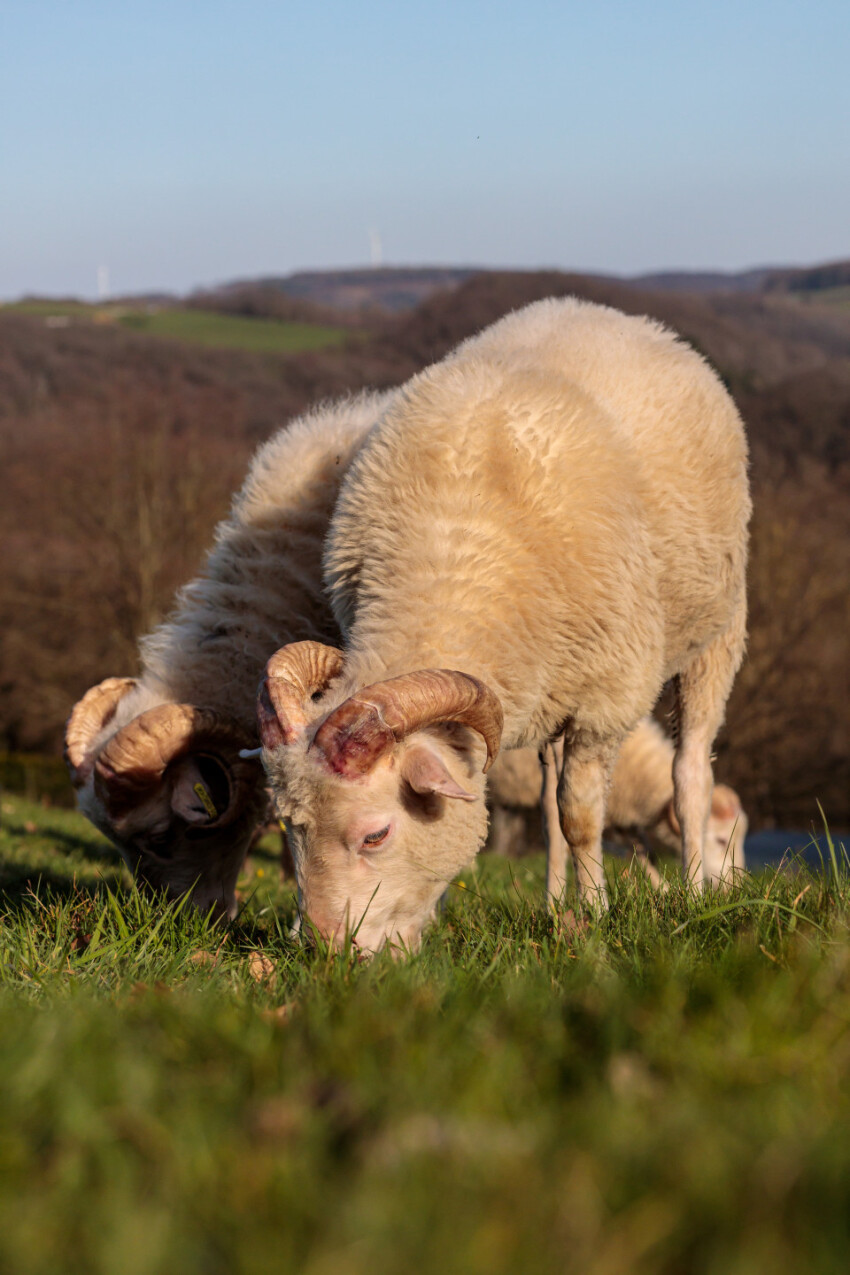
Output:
(193, 782), (218, 819)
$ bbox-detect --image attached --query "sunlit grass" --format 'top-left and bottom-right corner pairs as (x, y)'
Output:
(1, 793), (849, 1275)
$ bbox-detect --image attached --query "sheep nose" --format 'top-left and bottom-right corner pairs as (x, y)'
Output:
(299, 907), (362, 953)
(190, 892), (234, 923)
(300, 906), (341, 944)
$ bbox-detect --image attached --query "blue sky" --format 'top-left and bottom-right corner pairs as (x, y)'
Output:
(1, 0), (848, 299)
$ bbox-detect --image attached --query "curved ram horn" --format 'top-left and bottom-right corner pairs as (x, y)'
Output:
(257, 642), (345, 751)
(65, 677), (138, 785)
(94, 703), (259, 824)
(311, 669), (503, 778)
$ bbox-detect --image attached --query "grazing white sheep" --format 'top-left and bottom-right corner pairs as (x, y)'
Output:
(488, 719), (747, 886)
(65, 390), (394, 915)
(258, 296), (750, 952)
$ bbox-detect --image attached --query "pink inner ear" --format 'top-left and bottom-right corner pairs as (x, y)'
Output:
(711, 785), (740, 820)
(257, 681), (291, 751)
(401, 744), (477, 802)
(665, 798), (681, 835)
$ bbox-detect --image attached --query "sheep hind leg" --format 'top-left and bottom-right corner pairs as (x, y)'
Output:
(673, 610), (746, 889)
(541, 738), (570, 903)
(557, 735), (620, 910)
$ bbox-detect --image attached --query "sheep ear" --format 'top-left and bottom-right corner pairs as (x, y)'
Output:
(711, 784), (740, 820)
(401, 744), (477, 802)
(169, 756), (226, 825)
(665, 798), (680, 836)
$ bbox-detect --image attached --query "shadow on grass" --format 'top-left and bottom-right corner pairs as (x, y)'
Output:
(0, 863), (126, 911)
(3, 819), (116, 861)
(249, 837), (284, 864)
(0, 862), (297, 955)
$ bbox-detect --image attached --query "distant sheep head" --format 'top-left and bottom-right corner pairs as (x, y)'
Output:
(663, 783), (748, 884)
(65, 679), (266, 917)
(259, 642), (503, 953)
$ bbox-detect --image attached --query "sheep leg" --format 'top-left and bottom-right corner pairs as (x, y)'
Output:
(673, 608), (746, 888)
(489, 806), (528, 857)
(541, 738), (570, 901)
(557, 735), (619, 909)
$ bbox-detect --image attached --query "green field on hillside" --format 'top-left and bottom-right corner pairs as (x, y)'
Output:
(2, 794), (849, 1275)
(795, 285), (850, 311)
(4, 299), (95, 319)
(2, 300), (352, 353)
(117, 307), (353, 351)
(816, 285), (850, 309)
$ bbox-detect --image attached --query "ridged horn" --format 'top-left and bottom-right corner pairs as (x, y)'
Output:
(311, 669), (503, 778)
(94, 704), (259, 824)
(65, 677), (138, 785)
(257, 642), (345, 751)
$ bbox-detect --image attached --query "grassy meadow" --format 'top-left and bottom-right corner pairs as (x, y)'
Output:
(2, 793), (850, 1274)
(2, 300), (352, 353)
(116, 307), (353, 352)
(809, 285), (850, 310)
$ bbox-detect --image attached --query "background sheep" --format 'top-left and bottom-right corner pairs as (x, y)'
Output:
(65, 390), (393, 916)
(488, 719), (747, 885)
(258, 296), (750, 952)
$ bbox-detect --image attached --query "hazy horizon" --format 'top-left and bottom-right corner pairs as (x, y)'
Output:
(7, 254), (846, 307)
(2, 0), (848, 301)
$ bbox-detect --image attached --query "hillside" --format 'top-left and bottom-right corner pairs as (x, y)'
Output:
(200, 267), (479, 314)
(1, 269), (847, 825)
(190, 258), (850, 314)
(633, 257), (850, 296)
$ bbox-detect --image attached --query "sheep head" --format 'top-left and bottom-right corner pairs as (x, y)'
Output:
(662, 783), (748, 884)
(65, 679), (267, 917)
(258, 642), (503, 954)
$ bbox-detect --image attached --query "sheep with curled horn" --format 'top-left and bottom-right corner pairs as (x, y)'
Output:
(65, 390), (396, 917)
(66, 357), (747, 921)
(259, 297), (751, 953)
(487, 718), (748, 887)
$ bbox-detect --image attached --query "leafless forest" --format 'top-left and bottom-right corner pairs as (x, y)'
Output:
(1, 270), (848, 826)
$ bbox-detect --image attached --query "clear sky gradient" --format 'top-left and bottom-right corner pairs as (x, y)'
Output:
(1, 0), (847, 299)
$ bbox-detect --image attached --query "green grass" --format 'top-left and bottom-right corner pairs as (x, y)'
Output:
(116, 307), (353, 352)
(2, 299), (94, 318)
(815, 285), (850, 310)
(1, 300), (352, 352)
(794, 285), (850, 311)
(2, 793), (850, 1275)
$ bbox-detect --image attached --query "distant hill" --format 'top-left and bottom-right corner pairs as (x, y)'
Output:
(761, 259), (850, 293)
(631, 268), (774, 294)
(212, 267), (480, 314)
(195, 259), (850, 316)
(635, 258), (850, 296)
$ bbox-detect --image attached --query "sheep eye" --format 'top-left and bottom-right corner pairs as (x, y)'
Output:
(142, 831), (174, 860)
(362, 825), (390, 848)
